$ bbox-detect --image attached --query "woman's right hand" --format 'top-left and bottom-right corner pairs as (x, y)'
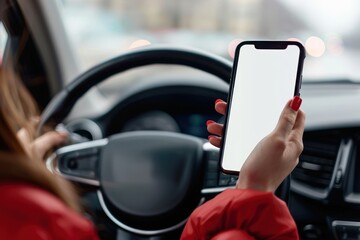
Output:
(207, 97), (305, 192)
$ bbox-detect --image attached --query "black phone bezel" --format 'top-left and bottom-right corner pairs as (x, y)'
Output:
(219, 40), (306, 175)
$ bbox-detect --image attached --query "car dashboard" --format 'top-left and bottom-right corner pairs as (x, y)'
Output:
(64, 74), (360, 240)
(289, 82), (360, 240)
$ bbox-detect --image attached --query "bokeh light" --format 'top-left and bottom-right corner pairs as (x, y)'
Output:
(305, 36), (326, 57)
(129, 39), (151, 49)
(228, 39), (242, 59)
(287, 38), (303, 45)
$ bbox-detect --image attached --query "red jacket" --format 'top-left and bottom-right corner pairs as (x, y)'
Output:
(181, 189), (299, 240)
(0, 184), (297, 240)
(0, 183), (99, 240)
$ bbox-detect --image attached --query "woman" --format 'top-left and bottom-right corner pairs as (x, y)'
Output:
(0, 64), (304, 239)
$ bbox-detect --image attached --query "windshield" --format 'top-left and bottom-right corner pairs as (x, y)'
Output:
(58, 0), (360, 81)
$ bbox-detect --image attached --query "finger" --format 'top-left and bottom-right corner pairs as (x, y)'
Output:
(207, 122), (224, 136)
(208, 136), (222, 148)
(275, 97), (302, 138)
(17, 128), (32, 155)
(17, 128), (31, 143)
(30, 116), (40, 127)
(215, 100), (227, 115)
(292, 110), (306, 138)
(32, 131), (68, 159)
(288, 110), (306, 153)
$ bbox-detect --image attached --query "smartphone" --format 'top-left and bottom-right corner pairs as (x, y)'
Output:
(219, 41), (305, 174)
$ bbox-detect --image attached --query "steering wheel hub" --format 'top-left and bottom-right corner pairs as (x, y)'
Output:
(100, 131), (205, 229)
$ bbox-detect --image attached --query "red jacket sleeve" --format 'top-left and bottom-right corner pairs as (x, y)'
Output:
(0, 183), (99, 240)
(181, 189), (299, 240)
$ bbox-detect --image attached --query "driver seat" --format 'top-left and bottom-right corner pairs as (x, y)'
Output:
(0, 183), (99, 240)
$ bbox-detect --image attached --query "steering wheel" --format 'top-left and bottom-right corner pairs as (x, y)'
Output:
(41, 46), (290, 236)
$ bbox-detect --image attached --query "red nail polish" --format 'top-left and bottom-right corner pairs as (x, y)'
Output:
(215, 99), (223, 104)
(206, 120), (215, 126)
(290, 96), (302, 111)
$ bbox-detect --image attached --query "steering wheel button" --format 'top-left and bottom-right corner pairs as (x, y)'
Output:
(58, 150), (99, 180)
(77, 156), (97, 170)
(79, 148), (99, 156)
(67, 159), (78, 169)
(81, 170), (96, 178)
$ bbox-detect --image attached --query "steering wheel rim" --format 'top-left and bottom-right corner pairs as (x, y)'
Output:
(39, 45), (232, 127)
(42, 45), (290, 236)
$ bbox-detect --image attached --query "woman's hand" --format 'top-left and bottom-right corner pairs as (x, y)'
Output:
(207, 97), (305, 192)
(17, 128), (68, 161)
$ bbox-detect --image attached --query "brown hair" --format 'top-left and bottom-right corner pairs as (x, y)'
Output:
(0, 66), (81, 212)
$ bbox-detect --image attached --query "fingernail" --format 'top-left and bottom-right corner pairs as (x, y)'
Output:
(290, 96), (302, 111)
(215, 99), (223, 104)
(206, 120), (215, 126)
(208, 136), (214, 141)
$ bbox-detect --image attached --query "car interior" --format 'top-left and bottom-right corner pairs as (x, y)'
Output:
(2, 0), (360, 239)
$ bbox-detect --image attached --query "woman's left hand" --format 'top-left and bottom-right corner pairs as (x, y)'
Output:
(236, 98), (305, 192)
(17, 128), (68, 160)
(207, 97), (305, 192)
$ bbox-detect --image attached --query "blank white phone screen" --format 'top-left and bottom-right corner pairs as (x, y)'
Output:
(221, 44), (301, 172)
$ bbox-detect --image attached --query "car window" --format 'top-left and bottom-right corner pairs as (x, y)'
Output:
(57, 0), (360, 81)
(0, 22), (7, 65)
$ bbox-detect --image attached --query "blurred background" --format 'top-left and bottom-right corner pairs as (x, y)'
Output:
(4, 0), (360, 81)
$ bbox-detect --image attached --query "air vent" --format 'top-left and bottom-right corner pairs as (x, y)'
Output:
(292, 139), (340, 190)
